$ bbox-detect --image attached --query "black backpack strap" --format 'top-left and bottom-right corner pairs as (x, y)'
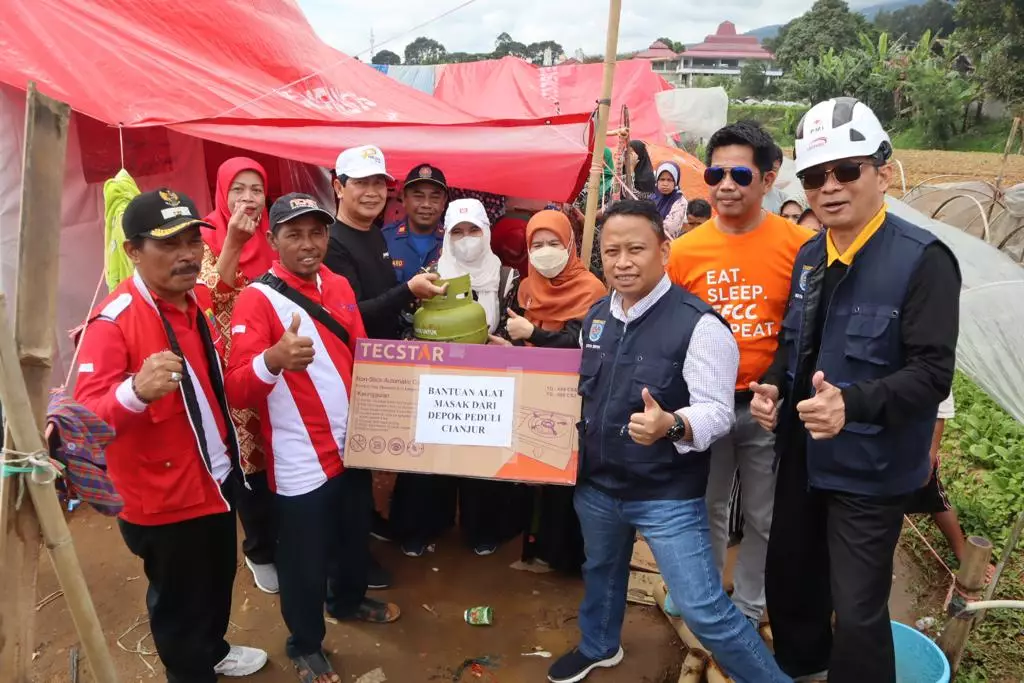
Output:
(255, 273), (351, 347)
(497, 266), (512, 323)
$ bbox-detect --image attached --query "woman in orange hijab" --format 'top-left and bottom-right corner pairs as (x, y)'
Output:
(505, 210), (606, 347)
(498, 210), (606, 574)
(198, 157), (279, 596)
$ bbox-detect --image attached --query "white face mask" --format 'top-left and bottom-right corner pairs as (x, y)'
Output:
(530, 246), (570, 279)
(451, 235), (486, 262)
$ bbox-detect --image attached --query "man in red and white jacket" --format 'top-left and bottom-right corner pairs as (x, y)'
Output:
(226, 193), (401, 680)
(74, 189), (267, 682)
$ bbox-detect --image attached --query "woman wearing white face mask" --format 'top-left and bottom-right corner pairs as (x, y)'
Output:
(391, 198), (526, 559)
(504, 210), (606, 349)
(437, 198), (519, 336)
(499, 210), (606, 575)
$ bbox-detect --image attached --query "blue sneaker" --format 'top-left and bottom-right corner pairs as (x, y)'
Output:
(547, 646), (624, 683)
(473, 542), (498, 556)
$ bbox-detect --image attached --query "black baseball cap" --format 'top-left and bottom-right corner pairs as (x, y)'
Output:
(403, 164), (448, 193)
(123, 188), (212, 240)
(269, 193), (336, 230)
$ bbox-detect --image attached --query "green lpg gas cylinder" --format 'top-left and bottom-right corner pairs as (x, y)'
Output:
(413, 274), (488, 344)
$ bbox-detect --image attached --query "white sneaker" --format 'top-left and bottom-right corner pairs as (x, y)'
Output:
(214, 645), (268, 677)
(245, 557), (279, 594)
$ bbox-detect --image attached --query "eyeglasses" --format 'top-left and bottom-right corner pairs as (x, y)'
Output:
(798, 160), (880, 191)
(704, 166), (754, 187)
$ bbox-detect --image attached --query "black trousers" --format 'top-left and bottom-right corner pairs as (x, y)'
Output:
(765, 439), (908, 683)
(276, 469), (373, 658)
(234, 469), (278, 565)
(389, 472), (526, 547)
(118, 492), (236, 683)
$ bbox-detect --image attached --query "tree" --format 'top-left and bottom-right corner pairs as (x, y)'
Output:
(404, 37), (447, 65)
(495, 32), (514, 49)
(874, 0), (956, 41)
(737, 61), (773, 98)
(493, 39), (529, 59)
(771, 0), (875, 69)
(955, 0), (1024, 108)
(655, 37), (687, 53)
(526, 40), (565, 64)
(371, 49), (401, 66)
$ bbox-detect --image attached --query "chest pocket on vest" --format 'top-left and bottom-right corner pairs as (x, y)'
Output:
(844, 304), (899, 367)
(578, 353), (602, 398)
(632, 358), (679, 408)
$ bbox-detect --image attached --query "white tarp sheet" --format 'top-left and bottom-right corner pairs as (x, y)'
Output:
(889, 197), (1024, 424)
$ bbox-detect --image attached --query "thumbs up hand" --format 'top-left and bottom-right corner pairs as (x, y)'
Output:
(628, 387), (677, 446)
(505, 308), (535, 342)
(265, 312), (316, 375)
(796, 371), (846, 439)
(749, 381), (781, 432)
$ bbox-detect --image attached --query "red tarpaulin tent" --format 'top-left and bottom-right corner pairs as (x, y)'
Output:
(433, 57), (673, 146)
(0, 0), (593, 200)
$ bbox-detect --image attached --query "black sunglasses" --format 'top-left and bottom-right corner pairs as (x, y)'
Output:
(704, 166), (754, 187)
(798, 160), (881, 191)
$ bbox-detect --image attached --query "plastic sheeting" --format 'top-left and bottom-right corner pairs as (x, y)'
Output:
(888, 198), (1024, 424)
(433, 57), (673, 145)
(0, 0), (592, 201)
(655, 87), (730, 146)
(385, 66), (441, 96)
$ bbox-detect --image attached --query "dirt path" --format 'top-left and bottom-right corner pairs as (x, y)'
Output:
(31, 508), (682, 683)
(892, 149), (1024, 197)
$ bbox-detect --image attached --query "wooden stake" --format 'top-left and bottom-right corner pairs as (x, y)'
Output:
(937, 535), (993, 676)
(0, 84), (118, 682)
(976, 511), (1024, 624)
(579, 0), (623, 267)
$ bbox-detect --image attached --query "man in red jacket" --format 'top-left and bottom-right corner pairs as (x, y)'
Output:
(74, 189), (267, 682)
(226, 194), (400, 682)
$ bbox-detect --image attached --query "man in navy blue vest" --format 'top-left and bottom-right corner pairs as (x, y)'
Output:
(752, 98), (961, 683)
(547, 201), (790, 683)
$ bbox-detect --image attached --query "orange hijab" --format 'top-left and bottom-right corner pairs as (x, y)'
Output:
(518, 210), (607, 331)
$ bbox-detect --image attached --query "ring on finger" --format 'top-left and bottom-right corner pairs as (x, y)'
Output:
(170, 371), (182, 382)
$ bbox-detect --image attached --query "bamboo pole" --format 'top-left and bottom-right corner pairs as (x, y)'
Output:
(0, 84), (118, 682)
(976, 511), (1024, 624)
(579, 0), (623, 267)
(937, 535), (993, 676)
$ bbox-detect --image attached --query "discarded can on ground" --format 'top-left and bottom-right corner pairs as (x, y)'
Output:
(464, 606), (493, 625)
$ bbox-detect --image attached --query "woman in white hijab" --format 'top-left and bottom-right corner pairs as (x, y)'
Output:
(437, 198), (518, 335)
(392, 198), (525, 560)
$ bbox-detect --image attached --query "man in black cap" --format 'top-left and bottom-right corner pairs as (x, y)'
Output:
(74, 189), (267, 682)
(227, 193), (399, 681)
(382, 163), (449, 283)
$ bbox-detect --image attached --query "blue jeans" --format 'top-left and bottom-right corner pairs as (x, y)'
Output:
(574, 484), (791, 683)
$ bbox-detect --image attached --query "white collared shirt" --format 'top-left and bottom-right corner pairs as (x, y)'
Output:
(607, 275), (739, 454)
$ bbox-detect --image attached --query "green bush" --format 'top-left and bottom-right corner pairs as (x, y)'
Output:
(727, 103), (809, 147)
(920, 371), (1024, 680)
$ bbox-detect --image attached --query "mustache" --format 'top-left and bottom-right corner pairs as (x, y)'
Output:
(171, 263), (200, 276)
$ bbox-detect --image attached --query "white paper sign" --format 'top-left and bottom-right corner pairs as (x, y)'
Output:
(415, 374), (516, 448)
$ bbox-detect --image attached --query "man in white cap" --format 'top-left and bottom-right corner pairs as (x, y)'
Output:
(751, 97), (961, 682)
(321, 145), (445, 601)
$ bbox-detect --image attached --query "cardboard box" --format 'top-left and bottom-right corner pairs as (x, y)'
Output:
(344, 339), (582, 485)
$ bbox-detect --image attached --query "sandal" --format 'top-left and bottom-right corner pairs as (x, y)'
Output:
(291, 650), (340, 683)
(344, 597), (401, 624)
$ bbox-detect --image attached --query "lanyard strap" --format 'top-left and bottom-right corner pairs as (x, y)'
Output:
(155, 306), (238, 473)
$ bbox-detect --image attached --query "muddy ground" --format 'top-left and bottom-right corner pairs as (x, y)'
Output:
(30, 500), (926, 683)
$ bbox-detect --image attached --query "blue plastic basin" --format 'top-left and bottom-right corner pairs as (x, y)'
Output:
(893, 620), (950, 683)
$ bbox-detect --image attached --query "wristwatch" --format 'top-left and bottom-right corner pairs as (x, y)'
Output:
(665, 414), (687, 442)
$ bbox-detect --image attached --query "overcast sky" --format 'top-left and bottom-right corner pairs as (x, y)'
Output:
(298, 0), (880, 60)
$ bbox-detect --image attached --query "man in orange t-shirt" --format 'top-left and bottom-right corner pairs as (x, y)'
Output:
(667, 122), (813, 628)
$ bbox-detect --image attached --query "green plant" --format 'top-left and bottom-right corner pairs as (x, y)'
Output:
(904, 371), (1024, 681)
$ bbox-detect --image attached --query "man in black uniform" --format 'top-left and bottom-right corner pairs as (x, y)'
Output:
(752, 98), (961, 683)
(322, 145), (444, 615)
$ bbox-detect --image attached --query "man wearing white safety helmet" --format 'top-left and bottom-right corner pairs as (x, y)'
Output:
(751, 97), (961, 683)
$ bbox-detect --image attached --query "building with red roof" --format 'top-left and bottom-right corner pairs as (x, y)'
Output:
(679, 21), (781, 86)
(634, 22), (781, 87)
